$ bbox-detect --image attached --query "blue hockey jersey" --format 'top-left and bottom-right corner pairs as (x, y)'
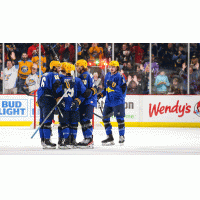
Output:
(79, 71), (97, 107)
(102, 72), (126, 107)
(37, 72), (62, 100)
(59, 75), (86, 111)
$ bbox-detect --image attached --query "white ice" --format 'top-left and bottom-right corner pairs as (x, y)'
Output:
(0, 126), (200, 155)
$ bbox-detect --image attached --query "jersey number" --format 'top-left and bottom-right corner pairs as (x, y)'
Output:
(54, 75), (59, 80)
(64, 88), (74, 97)
(41, 77), (46, 87)
(82, 80), (87, 85)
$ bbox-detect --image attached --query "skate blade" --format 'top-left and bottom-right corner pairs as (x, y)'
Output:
(59, 145), (72, 149)
(119, 142), (125, 146)
(77, 143), (94, 149)
(43, 146), (56, 149)
(102, 141), (115, 146)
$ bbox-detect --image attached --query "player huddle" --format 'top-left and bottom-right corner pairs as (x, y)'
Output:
(37, 59), (127, 149)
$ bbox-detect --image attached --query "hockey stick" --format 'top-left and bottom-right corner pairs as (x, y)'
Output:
(50, 44), (59, 61)
(98, 101), (103, 114)
(31, 89), (68, 139)
(93, 111), (114, 120)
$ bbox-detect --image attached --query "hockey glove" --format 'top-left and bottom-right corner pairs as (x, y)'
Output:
(97, 92), (104, 101)
(71, 98), (81, 111)
(91, 87), (97, 95)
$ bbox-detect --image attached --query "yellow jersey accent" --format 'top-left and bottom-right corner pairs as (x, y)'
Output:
(32, 55), (47, 73)
(18, 60), (33, 79)
(106, 87), (115, 93)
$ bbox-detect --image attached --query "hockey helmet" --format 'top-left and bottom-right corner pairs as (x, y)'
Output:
(50, 60), (61, 69)
(76, 59), (88, 69)
(109, 60), (120, 71)
(62, 62), (75, 75)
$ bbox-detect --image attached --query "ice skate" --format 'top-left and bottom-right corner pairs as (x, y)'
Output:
(43, 139), (56, 149)
(102, 134), (115, 146)
(58, 137), (63, 149)
(77, 137), (94, 149)
(41, 138), (45, 147)
(119, 135), (125, 146)
(59, 136), (72, 149)
(70, 135), (78, 149)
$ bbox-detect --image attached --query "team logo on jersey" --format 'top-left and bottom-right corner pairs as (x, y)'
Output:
(83, 74), (87, 79)
(194, 101), (200, 117)
(28, 79), (35, 86)
(106, 87), (115, 93)
(21, 65), (28, 73)
(5, 74), (11, 81)
(112, 82), (116, 88)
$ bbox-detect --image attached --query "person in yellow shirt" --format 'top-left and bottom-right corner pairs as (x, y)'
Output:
(31, 47), (47, 74)
(88, 43), (103, 61)
(18, 53), (33, 94)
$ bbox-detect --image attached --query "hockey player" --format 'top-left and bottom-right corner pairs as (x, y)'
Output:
(37, 60), (62, 149)
(75, 59), (97, 148)
(58, 62), (94, 149)
(97, 60), (127, 145)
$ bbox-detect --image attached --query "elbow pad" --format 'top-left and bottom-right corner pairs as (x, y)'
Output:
(121, 83), (127, 94)
(91, 87), (97, 95)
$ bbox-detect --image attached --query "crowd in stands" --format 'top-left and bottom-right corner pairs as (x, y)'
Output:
(0, 43), (200, 95)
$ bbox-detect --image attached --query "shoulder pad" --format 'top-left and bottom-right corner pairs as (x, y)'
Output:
(83, 73), (88, 79)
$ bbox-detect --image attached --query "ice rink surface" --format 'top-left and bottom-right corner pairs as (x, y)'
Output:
(0, 126), (200, 155)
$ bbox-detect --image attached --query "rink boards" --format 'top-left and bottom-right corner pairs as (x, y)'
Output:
(0, 94), (200, 127)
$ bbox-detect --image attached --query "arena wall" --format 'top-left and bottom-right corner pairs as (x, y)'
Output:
(0, 95), (199, 127)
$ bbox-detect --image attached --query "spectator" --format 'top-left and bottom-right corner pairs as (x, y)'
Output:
(114, 43), (120, 61)
(0, 60), (18, 94)
(168, 78), (182, 94)
(31, 46), (47, 74)
(18, 53), (33, 94)
(88, 43), (103, 61)
(130, 43), (144, 64)
(158, 43), (175, 71)
(78, 43), (89, 60)
(191, 54), (199, 71)
(58, 43), (75, 63)
(127, 75), (138, 94)
(122, 62), (134, 77)
(5, 43), (21, 61)
(103, 43), (112, 60)
(118, 43), (131, 67)
(24, 63), (40, 94)
(17, 43), (32, 59)
(143, 54), (159, 78)
(172, 45), (187, 71)
(154, 71), (170, 94)
(27, 43), (45, 59)
(179, 63), (200, 94)
(93, 72), (103, 92)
